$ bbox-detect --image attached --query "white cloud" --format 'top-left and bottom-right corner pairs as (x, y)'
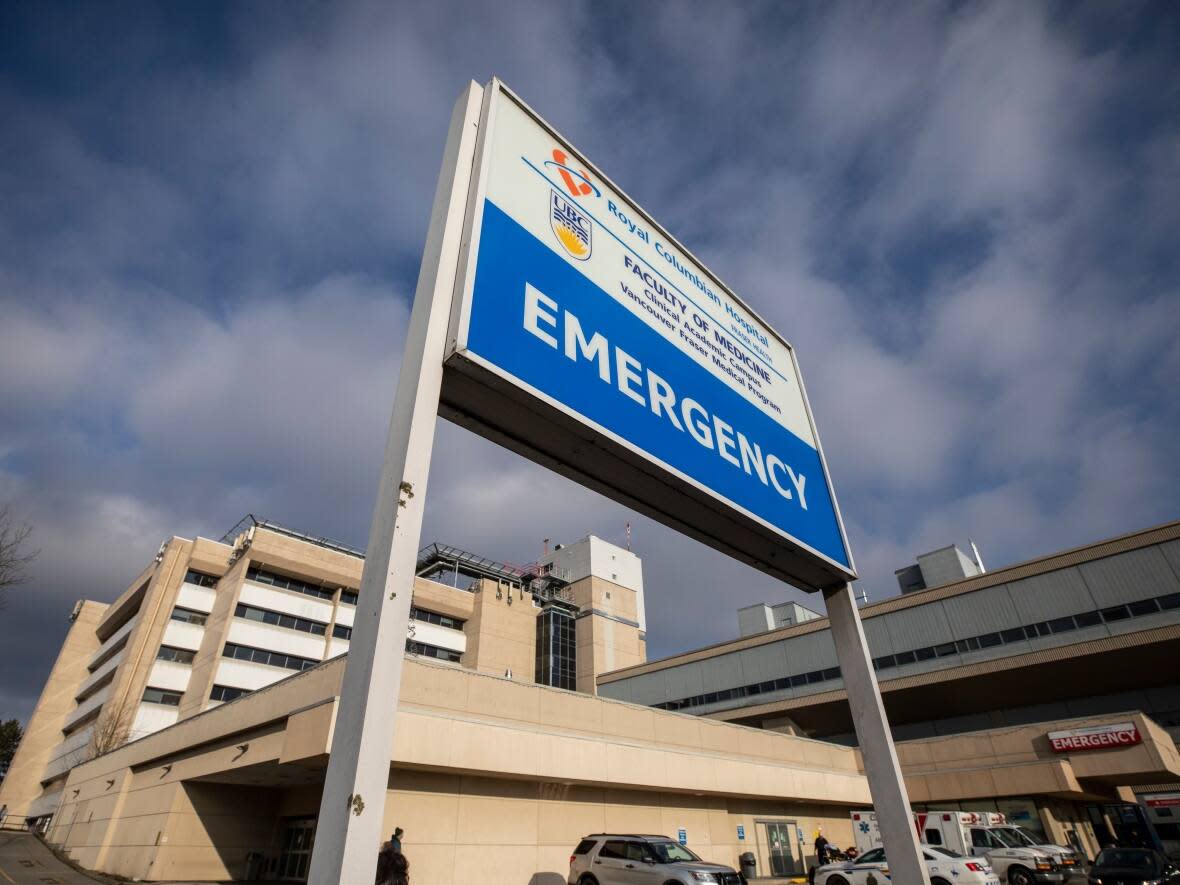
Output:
(0, 1), (1177, 721)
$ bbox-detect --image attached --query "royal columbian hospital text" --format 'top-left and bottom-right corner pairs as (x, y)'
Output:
(522, 282), (809, 511)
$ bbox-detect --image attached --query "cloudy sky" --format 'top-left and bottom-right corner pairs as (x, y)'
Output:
(2, 1), (1178, 724)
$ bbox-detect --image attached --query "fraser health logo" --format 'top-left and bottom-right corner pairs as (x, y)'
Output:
(545, 148), (598, 261)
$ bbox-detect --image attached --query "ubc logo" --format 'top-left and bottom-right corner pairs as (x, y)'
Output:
(545, 148), (600, 198)
(550, 190), (592, 260)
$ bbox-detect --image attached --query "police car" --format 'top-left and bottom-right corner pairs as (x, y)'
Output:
(815, 845), (1002, 885)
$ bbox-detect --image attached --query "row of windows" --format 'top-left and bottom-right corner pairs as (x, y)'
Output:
(326, 608), (463, 644)
(654, 665), (844, 711)
(210, 684), (248, 703)
(653, 589), (1180, 712)
(222, 641), (318, 672)
(170, 606), (207, 626)
(410, 606), (466, 631)
(871, 590), (1180, 672)
(157, 645), (195, 664)
(142, 687), (182, 706)
(235, 603), (327, 636)
(406, 640), (462, 663)
(184, 569), (219, 588)
(246, 566), (336, 601)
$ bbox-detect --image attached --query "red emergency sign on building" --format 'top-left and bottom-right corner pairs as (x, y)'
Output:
(1145, 795), (1180, 808)
(1047, 722), (1142, 753)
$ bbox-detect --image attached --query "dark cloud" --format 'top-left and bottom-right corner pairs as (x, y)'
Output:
(2, 0), (1178, 722)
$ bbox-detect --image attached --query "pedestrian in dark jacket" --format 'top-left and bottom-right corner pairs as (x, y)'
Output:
(375, 844), (409, 885)
(815, 830), (830, 865)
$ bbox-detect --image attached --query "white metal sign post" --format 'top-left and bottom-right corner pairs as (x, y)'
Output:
(309, 78), (928, 885)
(825, 583), (929, 884)
(307, 82), (484, 883)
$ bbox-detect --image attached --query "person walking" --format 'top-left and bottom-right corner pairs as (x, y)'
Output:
(375, 838), (409, 885)
(814, 828), (830, 866)
(386, 826), (403, 853)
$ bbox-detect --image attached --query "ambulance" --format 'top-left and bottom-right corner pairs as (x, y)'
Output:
(849, 811), (1068, 885)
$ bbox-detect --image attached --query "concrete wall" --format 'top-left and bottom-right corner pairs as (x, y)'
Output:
(0, 600), (107, 819)
(600, 525), (1180, 716)
(462, 578), (538, 679)
(571, 576), (645, 694)
(44, 655), (870, 881)
(896, 711), (1180, 803)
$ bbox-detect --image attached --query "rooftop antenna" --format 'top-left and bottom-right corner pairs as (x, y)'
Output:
(543, 538), (550, 555)
(969, 539), (986, 573)
(858, 587), (870, 605)
(625, 521), (632, 551)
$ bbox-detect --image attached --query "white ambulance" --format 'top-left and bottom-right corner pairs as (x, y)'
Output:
(849, 811), (1067, 885)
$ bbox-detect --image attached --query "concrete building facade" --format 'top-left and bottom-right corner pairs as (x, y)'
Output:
(0, 520), (646, 835)
(6, 518), (1180, 882)
(1, 519), (874, 882)
(598, 521), (1180, 857)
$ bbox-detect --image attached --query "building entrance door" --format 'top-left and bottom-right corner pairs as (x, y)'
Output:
(278, 817), (316, 881)
(758, 820), (801, 877)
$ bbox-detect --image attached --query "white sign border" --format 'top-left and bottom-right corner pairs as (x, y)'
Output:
(445, 77), (856, 584)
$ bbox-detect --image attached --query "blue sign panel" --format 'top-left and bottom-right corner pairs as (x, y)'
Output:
(678, 828), (688, 846)
(466, 201), (849, 568)
(737, 825), (746, 841)
(448, 86), (855, 585)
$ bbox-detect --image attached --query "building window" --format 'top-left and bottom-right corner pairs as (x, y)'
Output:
(234, 603), (327, 636)
(652, 586), (1180, 713)
(157, 645), (195, 664)
(340, 589), (359, 606)
(142, 687), (182, 706)
(1074, 610), (1103, 627)
(405, 640), (462, 663)
(410, 607), (466, 631)
(1101, 604), (1131, 623)
(1128, 598), (1160, 616)
(210, 684), (248, 703)
(222, 642), (317, 672)
(246, 566), (335, 601)
(170, 606), (207, 626)
(184, 569), (219, 588)
(535, 606), (576, 690)
(332, 624), (352, 640)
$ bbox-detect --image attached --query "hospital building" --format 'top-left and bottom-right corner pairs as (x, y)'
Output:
(1, 517), (1178, 882)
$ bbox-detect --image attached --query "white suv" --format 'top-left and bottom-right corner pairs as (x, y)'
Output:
(568, 834), (744, 885)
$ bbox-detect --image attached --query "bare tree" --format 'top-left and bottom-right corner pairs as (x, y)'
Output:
(0, 504), (38, 610)
(85, 705), (134, 760)
(61, 705), (135, 772)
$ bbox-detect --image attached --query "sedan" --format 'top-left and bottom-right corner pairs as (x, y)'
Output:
(1088, 847), (1180, 885)
(815, 845), (1001, 885)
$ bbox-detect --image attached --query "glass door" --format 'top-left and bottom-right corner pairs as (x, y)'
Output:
(277, 817), (317, 881)
(758, 820), (800, 876)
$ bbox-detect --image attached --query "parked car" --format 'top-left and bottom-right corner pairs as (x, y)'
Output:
(1087, 847), (1180, 885)
(568, 834), (744, 885)
(814, 845), (1001, 885)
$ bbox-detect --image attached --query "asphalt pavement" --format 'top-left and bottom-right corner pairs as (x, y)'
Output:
(0, 830), (110, 884)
